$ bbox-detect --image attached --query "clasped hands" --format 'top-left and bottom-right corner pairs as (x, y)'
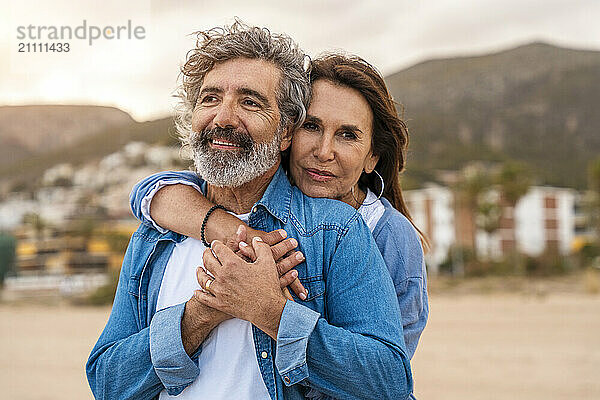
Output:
(186, 225), (307, 342)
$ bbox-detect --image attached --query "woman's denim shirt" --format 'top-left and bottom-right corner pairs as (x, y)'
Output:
(374, 197), (429, 360)
(86, 166), (413, 400)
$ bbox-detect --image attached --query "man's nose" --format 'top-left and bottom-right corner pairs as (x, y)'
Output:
(314, 134), (335, 162)
(212, 100), (239, 129)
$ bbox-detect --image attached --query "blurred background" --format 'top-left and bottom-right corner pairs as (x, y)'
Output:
(1, 1), (599, 399)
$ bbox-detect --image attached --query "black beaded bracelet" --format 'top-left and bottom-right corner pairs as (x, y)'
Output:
(201, 205), (227, 247)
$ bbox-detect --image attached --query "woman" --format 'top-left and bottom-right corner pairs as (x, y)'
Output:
(131, 54), (428, 394)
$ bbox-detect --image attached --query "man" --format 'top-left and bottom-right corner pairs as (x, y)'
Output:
(87, 21), (412, 400)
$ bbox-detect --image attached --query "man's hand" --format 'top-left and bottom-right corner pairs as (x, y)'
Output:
(223, 224), (285, 251)
(181, 294), (231, 355)
(227, 225), (308, 300)
(194, 237), (287, 340)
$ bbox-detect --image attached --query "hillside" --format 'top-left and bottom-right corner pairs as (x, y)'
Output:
(0, 105), (135, 168)
(385, 42), (600, 188)
(0, 114), (177, 193)
(1, 42), (598, 192)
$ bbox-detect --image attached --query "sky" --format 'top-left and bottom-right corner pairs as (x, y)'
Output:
(1, 0), (599, 121)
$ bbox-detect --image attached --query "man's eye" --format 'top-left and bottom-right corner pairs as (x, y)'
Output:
(200, 95), (218, 104)
(302, 122), (319, 131)
(242, 99), (260, 108)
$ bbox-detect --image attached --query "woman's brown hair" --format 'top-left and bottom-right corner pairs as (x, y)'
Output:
(309, 53), (427, 244)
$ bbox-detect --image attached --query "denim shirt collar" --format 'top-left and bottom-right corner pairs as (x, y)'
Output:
(197, 165), (292, 224)
(253, 165), (292, 224)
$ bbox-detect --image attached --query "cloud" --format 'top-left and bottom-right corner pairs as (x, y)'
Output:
(1, 0), (599, 121)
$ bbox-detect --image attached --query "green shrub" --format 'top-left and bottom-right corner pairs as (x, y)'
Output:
(0, 233), (16, 286)
(524, 252), (572, 276)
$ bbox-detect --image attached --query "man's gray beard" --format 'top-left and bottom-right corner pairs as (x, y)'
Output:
(190, 128), (282, 188)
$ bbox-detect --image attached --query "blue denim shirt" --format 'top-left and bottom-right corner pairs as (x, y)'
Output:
(374, 197), (429, 360)
(131, 170), (429, 361)
(86, 166), (413, 400)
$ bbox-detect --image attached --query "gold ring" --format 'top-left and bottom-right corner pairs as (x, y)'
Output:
(205, 278), (213, 291)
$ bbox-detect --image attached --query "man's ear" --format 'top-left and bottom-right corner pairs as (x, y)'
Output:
(279, 126), (293, 151)
(364, 153), (380, 174)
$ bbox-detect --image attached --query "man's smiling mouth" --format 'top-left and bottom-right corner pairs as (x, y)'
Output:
(211, 138), (243, 150)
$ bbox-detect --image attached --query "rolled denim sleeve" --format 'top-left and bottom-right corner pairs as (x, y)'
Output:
(275, 299), (320, 383)
(130, 170), (205, 229)
(140, 179), (203, 233)
(149, 302), (200, 395)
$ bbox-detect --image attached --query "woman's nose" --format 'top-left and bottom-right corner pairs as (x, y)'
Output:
(314, 135), (335, 162)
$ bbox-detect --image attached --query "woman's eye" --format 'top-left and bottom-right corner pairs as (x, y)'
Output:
(340, 130), (358, 140)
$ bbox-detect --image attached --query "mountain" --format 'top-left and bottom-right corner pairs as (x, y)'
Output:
(0, 108), (177, 192)
(385, 42), (600, 188)
(1, 42), (598, 192)
(0, 105), (135, 168)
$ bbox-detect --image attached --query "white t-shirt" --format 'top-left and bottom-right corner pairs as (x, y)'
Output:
(156, 212), (270, 400)
(357, 188), (385, 231)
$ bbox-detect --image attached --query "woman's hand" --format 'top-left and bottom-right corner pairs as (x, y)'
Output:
(225, 225), (308, 300)
(195, 238), (288, 340)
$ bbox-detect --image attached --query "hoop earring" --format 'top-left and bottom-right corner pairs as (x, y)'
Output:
(352, 170), (385, 207)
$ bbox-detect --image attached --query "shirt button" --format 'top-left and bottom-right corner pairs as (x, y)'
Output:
(284, 376), (291, 384)
(261, 351), (268, 359)
(252, 206), (259, 213)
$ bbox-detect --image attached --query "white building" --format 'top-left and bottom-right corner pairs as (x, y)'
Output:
(405, 184), (577, 272)
(515, 186), (575, 255)
(0, 194), (37, 230)
(404, 184), (455, 275)
(477, 186), (576, 259)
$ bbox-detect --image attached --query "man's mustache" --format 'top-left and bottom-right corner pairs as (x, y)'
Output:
(191, 127), (254, 150)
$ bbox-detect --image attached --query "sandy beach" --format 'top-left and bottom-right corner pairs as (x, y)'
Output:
(1, 291), (599, 399)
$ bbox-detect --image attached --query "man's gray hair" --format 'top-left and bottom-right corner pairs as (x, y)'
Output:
(175, 20), (311, 152)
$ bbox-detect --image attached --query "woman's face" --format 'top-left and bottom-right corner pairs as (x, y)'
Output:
(289, 79), (379, 206)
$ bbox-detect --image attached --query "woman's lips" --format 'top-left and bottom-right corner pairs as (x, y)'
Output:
(305, 168), (335, 182)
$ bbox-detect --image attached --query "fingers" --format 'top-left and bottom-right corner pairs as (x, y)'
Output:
(279, 271), (308, 300)
(258, 229), (287, 246)
(233, 225), (248, 251)
(202, 247), (221, 277)
(234, 248), (252, 262)
(282, 287), (294, 301)
(270, 238), (299, 262)
(196, 267), (216, 294)
(289, 278), (308, 300)
(252, 237), (273, 263)
(193, 289), (220, 309)
(224, 224), (247, 252)
(279, 269), (298, 287)
(236, 225), (247, 243)
(238, 240), (257, 261)
(210, 240), (238, 266)
(239, 235), (300, 264)
(276, 251), (304, 277)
